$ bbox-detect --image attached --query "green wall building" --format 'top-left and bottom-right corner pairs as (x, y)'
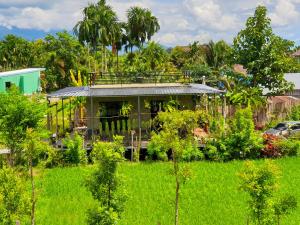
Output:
(0, 68), (44, 94)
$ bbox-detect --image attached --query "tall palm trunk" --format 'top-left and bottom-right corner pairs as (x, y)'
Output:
(30, 155), (36, 225)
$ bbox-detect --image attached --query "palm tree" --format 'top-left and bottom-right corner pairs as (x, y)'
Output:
(74, 0), (120, 73)
(126, 6), (160, 51)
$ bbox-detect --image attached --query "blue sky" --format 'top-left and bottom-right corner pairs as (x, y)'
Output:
(0, 0), (299, 46)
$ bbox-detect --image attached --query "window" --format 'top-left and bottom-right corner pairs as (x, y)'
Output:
(291, 124), (300, 130)
(274, 123), (288, 131)
(5, 82), (11, 90)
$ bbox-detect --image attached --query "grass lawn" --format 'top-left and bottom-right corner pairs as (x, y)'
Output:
(35, 157), (300, 225)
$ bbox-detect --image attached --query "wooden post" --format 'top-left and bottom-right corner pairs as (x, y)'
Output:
(90, 94), (94, 142)
(55, 103), (58, 135)
(137, 96), (141, 161)
(131, 130), (135, 162)
(222, 94), (226, 126)
(46, 97), (50, 130)
(62, 98), (65, 132)
(69, 99), (72, 130)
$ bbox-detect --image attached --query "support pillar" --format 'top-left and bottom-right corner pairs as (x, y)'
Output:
(69, 99), (72, 130)
(137, 96), (141, 161)
(222, 94), (226, 125)
(55, 103), (58, 135)
(62, 98), (65, 132)
(46, 97), (50, 131)
(90, 94), (94, 142)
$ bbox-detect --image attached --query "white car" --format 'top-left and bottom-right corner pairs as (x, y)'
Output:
(264, 121), (300, 137)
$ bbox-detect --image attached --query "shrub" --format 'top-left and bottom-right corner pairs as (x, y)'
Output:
(0, 167), (30, 224)
(262, 134), (282, 158)
(275, 138), (300, 157)
(262, 135), (300, 158)
(63, 133), (87, 165)
(42, 147), (64, 168)
(205, 107), (264, 161)
(287, 105), (300, 121)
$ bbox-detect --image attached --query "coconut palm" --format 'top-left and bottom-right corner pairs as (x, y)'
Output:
(126, 6), (160, 51)
(74, 0), (121, 73)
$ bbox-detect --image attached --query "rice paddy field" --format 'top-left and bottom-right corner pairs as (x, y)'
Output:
(35, 157), (300, 225)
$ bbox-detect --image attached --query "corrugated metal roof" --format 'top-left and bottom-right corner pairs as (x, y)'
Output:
(0, 68), (45, 78)
(48, 83), (224, 98)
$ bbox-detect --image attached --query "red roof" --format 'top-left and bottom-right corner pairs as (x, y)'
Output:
(292, 49), (300, 57)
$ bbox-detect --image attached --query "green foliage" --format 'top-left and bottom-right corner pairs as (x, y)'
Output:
(148, 110), (205, 225)
(33, 157), (300, 225)
(120, 102), (133, 116)
(274, 138), (300, 157)
(126, 6), (160, 49)
(287, 105), (300, 121)
(44, 31), (89, 90)
(0, 87), (46, 165)
(274, 195), (297, 224)
(42, 147), (64, 168)
(63, 133), (87, 165)
(86, 207), (119, 225)
(239, 160), (297, 225)
(0, 167), (30, 225)
(0, 35), (35, 70)
(86, 136), (126, 225)
(233, 6), (295, 95)
(148, 110), (203, 161)
(227, 87), (266, 108)
(170, 46), (189, 69)
(239, 160), (279, 225)
(122, 42), (171, 72)
(206, 107), (263, 161)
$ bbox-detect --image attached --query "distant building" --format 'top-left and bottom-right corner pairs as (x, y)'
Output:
(292, 49), (300, 63)
(0, 68), (44, 94)
(285, 73), (300, 97)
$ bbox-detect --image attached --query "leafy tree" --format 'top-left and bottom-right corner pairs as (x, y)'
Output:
(233, 6), (295, 95)
(86, 136), (126, 225)
(205, 40), (232, 69)
(227, 87), (266, 108)
(148, 110), (203, 225)
(239, 160), (279, 225)
(0, 87), (45, 166)
(23, 128), (49, 225)
(0, 167), (30, 225)
(139, 41), (168, 71)
(44, 31), (89, 90)
(186, 41), (206, 65)
(170, 46), (189, 69)
(239, 160), (297, 225)
(0, 35), (34, 71)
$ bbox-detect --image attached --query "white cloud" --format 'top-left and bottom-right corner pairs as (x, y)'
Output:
(183, 0), (239, 31)
(0, 0), (299, 46)
(270, 0), (300, 26)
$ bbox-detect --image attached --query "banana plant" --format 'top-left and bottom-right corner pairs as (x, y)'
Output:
(70, 70), (86, 123)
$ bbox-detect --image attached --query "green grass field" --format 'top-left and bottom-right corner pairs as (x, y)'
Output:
(35, 157), (300, 225)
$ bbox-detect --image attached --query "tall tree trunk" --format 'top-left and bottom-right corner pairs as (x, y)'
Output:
(101, 45), (104, 76)
(117, 50), (119, 72)
(30, 156), (35, 225)
(173, 150), (180, 225)
(104, 47), (107, 72)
